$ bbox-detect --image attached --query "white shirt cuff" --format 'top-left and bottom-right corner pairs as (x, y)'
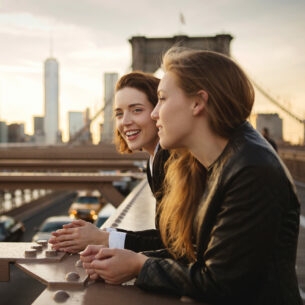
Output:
(105, 227), (117, 232)
(109, 231), (127, 249)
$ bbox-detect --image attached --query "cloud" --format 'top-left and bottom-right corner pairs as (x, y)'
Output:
(0, 0), (304, 143)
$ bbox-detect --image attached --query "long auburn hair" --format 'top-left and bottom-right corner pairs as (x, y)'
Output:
(158, 47), (255, 262)
(113, 71), (160, 153)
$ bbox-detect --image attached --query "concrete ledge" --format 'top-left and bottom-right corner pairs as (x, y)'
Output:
(102, 178), (156, 231)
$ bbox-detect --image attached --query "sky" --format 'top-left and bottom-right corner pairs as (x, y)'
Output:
(0, 0), (304, 143)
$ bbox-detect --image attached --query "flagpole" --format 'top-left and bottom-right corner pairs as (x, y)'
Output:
(179, 12), (186, 34)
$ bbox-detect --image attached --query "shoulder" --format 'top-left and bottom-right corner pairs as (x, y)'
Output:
(221, 123), (288, 183)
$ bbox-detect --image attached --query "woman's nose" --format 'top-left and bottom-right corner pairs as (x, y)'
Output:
(122, 113), (132, 125)
(151, 103), (159, 120)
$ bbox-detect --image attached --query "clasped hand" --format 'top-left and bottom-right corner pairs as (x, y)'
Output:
(80, 245), (148, 285)
(49, 219), (109, 253)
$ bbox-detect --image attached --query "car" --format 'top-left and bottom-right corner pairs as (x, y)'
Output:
(68, 192), (105, 223)
(32, 215), (72, 242)
(0, 215), (25, 242)
(95, 203), (117, 228)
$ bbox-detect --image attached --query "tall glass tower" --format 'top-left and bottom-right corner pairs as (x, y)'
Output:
(44, 57), (59, 145)
(102, 72), (118, 143)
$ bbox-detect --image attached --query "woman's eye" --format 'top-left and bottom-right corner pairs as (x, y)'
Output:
(133, 108), (143, 113)
(114, 112), (123, 117)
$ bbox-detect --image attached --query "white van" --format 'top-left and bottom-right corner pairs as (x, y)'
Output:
(95, 203), (116, 228)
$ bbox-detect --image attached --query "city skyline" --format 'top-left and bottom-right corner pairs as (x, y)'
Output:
(0, 0), (304, 143)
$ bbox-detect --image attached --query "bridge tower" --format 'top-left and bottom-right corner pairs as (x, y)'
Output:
(129, 34), (233, 73)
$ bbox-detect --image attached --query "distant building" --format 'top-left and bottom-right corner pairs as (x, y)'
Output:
(101, 73), (118, 143)
(83, 108), (92, 144)
(44, 57), (59, 145)
(33, 116), (45, 144)
(33, 116), (44, 135)
(68, 111), (84, 139)
(0, 121), (8, 143)
(8, 123), (25, 142)
(255, 113), (283, 143)
(68, 109), (92, 144)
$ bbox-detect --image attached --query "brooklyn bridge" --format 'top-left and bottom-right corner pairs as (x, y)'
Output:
(0, 34), (304, 305)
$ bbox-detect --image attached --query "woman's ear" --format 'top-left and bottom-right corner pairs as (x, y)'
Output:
(192, 90), (208, 116)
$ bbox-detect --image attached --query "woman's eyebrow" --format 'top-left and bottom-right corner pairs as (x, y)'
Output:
(114, 103), (145, 112)
(128, 103), (145, 107)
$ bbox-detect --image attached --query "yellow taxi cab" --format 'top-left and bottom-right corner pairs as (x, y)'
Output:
(68, 191), (105, 223)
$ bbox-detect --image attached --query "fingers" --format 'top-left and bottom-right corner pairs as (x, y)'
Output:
(88, 258), (124, 285)
(81, 248), (143, 285)
(62, 219), (87, 228)
(80, 245), (105, 257)
(81, 248), (121, 284)
(49, 235), (82, 252)
(89, 272), (99, 280)
(94, 248), (115, 260)
(49, 226), (90, 253)
(83, 265), (100, 280)
(61, 223), (75, 229)
(48, 236), (56, 243)
(50, 228), (68, 239)
(82, 260), (96, 269)
(50, 227), (77, 242)
(51, 219), (87, 238)
(53, 245), (82, 253)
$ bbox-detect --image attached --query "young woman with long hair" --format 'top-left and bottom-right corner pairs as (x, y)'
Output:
(80, 48), (302, 305)
(50, 71), (170, 253)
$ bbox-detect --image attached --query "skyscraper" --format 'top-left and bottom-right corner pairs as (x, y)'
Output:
(68, 109), (92, 144)
(0, 121), (8, 143)
(44, 57), (59, 145)
(33, 115), (44, 144)
(101, 72), (118, 143)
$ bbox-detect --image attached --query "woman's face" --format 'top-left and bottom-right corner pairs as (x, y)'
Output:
(114, 87), (159, 155)
(152, 71), (195, 150)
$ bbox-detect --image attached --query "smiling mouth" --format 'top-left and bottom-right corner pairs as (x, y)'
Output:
(125, 130), (140, 139)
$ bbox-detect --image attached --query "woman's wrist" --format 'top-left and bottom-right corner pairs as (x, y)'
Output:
(97, 230), (110, 247)
(135, 253), (148, 275)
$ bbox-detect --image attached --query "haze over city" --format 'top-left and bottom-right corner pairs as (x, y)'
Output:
(0, 0), (304, 143)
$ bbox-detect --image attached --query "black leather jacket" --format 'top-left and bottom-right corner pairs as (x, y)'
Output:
(136, 122), (302, 305)
(120, 147), (170, 252)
